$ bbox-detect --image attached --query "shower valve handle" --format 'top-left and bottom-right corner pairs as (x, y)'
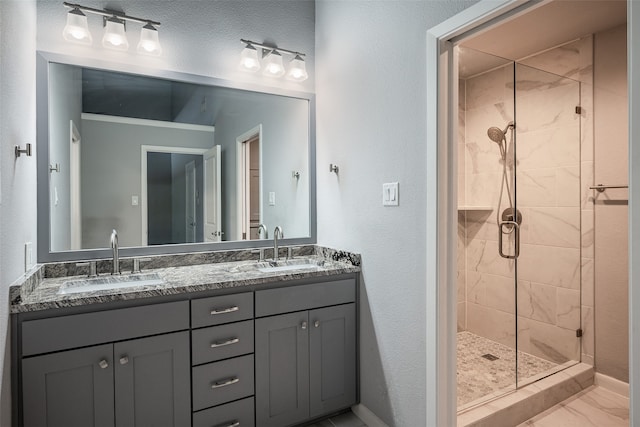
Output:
(498, 221), (520, 259)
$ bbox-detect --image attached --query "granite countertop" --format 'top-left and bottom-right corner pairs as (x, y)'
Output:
(10, 247), (361, 314)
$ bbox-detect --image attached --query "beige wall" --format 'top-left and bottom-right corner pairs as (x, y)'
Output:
(593, 24), (628, 382)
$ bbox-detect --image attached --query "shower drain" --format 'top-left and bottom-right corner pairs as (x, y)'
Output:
(481, 353), (499, 361)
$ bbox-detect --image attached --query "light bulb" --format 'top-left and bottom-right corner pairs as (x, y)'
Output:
(137, 23), (162, 56)
(102, 16), (129, 51)
(239, 44), (260, 72)
(63, 8), (92, 45)
(286, 55), (308, 82)
(262, 50), (285, 77)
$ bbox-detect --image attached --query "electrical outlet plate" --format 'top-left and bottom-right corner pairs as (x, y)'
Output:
(25, 242), (34, 272)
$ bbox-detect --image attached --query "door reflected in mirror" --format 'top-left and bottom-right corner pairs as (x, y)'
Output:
(46, 62), (311, 252)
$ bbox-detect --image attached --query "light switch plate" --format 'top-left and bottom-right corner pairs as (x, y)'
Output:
(25, 242), (34, 272)
(383, 182), (399, 206)
(131, 196), (139, 206)
(269, 192), (276, 206)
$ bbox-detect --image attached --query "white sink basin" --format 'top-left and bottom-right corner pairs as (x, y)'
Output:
(257, 258), (324, 273)
(257, 264), (318, 273)
(58, 273), (164, 295)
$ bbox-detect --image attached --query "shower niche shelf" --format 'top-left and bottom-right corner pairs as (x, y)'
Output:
(457, 206), (493, 211)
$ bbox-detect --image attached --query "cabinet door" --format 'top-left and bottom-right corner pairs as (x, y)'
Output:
(114, 331), (190, 427)
(309, 304), (357, 418)
(22, 344), (115, 427)
(255, 311), (310, 427)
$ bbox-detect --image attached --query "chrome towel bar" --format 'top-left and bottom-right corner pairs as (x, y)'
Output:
(589, 184), (628, 193)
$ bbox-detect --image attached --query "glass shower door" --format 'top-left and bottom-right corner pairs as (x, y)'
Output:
(457, 46), (518, 409)
(512, 63), (582, 387)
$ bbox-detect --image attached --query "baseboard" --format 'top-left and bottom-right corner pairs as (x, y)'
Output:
(595, 372), (630, 397)
(351, 404), (389, 427)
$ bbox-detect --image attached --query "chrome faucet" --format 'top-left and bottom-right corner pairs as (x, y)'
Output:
(273, 226), (284, 263)
(110, 229), (120, 275)
(257, 223), (268, 239)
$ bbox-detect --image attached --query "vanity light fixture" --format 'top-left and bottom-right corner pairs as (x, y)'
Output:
(62, 3), (161, 55)
(102, 16), (129, 51)
(239, 43), (261, 72)
(239, 39), (308, 82)
(62, 7), (92, 44)
(137, 23), (162, 56)
(262, 50), (285, 78)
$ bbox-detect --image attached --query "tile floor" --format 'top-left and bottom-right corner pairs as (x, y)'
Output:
(306, 411), (368, 427)
(457, 331), (558, 407)
(517, 385), (629, 426)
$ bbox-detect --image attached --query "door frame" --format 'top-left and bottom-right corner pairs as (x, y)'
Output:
(236, 124), (263, 240)
(69, 119), (82, 250)
(140, 145), (208, 246)
(184, 160), (197, 243)
(426, 1), (639, 425)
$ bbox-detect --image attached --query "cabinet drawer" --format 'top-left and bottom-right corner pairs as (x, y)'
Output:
(192, 354), (254, 411)
(192, 396), (255, 427)
(22, 301), (189, 356)
(255, 279), (356, 317)
(192, 293), (253, 328)
(192, 320), (254, 365)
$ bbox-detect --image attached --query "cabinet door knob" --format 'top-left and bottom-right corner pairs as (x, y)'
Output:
(314, 320), (320, 328)
(301, 321), (307, 330)
(98, 359), (109, 369)
(119, 356), (129, 365)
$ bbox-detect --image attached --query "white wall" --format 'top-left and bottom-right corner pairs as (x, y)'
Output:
(315, 1), (478, 425)
(0, 1), (38, 424)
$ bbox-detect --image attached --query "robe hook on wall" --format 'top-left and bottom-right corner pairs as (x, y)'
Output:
(329, 164), (339, 173)
(50, 163), (61, 173)
(15, 143), (32, 158)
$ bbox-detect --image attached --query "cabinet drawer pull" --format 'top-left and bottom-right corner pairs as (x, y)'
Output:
(314, 320), (320, 328)
(215, 421), (240, 427)
(210, 306), (239, 316)
(98, 359), (109, 369)
(210, 337), (240, 348)
(119, 356), (129, 365)
(301, 321), (307, 330)
(211, 377), (239, 389)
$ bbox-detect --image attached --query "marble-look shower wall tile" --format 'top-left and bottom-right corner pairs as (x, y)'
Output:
(556, 167), (581, 207)
(516, 169), (557, 207)
(458, 301), (466, 332)
(582, 210), (594, 259)
(556, 288), (581, 329)
(528, 318), (581, 363)
(466, 302), (516, 348)
(582, 258), (594, 307)
(466, 270), (486, 305)
(518, 281), (557, 325)
(516, 125), (581, 170)
(485, 273), (515, 314)
(519, 39), (582, 80)
(581, 161), (595, 210)
(582, 305), (595, 363)
(465, 65), (512, 110)
(465, 211), (498, 242)
(467, 239), (515, 278)
(528, 207), (581, 248)
(466, 172), (501, 208)
(515, 83), (580, 133)
(518, 244), (580, 290)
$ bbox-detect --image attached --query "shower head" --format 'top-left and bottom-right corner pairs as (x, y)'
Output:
(487, 122), (514, 144)
(487, 126), (505, 144)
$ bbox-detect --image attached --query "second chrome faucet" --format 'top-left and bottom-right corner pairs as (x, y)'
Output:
(273, 226), (284, 263)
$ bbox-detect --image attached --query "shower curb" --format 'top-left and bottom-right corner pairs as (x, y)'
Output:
(457, 363), (594, 427)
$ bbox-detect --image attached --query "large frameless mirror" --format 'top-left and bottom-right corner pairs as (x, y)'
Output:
(37, 52), (316, 262)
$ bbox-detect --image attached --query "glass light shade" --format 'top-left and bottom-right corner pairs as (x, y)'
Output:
(137, 23), (162, 56)
(62, 8), (92, 45)
(102, 17), (129, 51)
(262, 51), (285, 77)
(286, 55), (308, 82)
(239, 44), (260, 72)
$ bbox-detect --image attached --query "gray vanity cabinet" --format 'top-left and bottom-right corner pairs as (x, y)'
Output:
(22, 344), (115, 427)
(114, 331), (191, 427)
(254, 279), (357, 427)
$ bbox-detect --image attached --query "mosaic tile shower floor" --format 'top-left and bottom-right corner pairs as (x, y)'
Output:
(457, 331), (558, 407)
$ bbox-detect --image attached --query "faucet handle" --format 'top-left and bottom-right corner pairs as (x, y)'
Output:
(76, 261), (97, 278)
(132, 258), (152, 274)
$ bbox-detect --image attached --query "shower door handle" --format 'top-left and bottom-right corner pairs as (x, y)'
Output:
(498, 221), (520, 259)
